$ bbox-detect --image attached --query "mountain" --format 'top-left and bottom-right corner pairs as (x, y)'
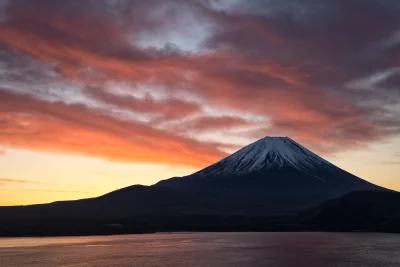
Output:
(0, 185), (199, 220)
(0, 184), (294, 236)
(300, 191), (400, 233)
(0, 136), (391, 236)
(156, 136), (385, 213)
(0, 185), (210, 236)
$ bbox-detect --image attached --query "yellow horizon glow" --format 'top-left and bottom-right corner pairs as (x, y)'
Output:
(0, 136), (399, 206)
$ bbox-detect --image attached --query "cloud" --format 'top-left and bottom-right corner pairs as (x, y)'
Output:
(26, 189), (95, 194)
(0, 90), (227, 167)
(83, 87), (202, 121)
(0, 0), (399, 167)
(0, 177), (51, 185)
(0, 149), (5, 156)
(381, 161), (400, 165)
(166, 116), (254, 134)
(0, 177), (103, 194)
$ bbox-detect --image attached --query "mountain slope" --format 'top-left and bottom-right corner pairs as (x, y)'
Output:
(156, 137), (385, 213)
(0, 136), (391, 236)
(0, 185), (198, 220)
(196, 136), (335, 177)
(301, 191), (400, 233)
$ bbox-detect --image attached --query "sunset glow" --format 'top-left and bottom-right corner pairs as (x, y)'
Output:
(0, 0), (399, 205)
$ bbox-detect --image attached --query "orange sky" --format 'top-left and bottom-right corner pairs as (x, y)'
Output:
(0, 0), (399, 205)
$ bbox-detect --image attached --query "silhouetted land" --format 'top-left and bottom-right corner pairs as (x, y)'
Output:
(300, 190), (400, 233)
(0, 189), (398, 237)
(3, 137), (395, 237)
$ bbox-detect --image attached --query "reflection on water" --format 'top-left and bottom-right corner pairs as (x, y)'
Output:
(0, 232), (399, 267)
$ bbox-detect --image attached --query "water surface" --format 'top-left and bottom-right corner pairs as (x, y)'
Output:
(0, 232), (399, 266)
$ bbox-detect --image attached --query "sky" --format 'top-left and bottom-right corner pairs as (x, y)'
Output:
(0, 0), (399, 205)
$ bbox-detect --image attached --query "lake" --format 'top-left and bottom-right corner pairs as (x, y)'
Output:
(0, 232), (399, 266)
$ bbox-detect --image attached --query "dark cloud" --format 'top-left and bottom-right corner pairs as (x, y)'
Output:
(378, 72), (400, 93)
(203, 0), (400, 143)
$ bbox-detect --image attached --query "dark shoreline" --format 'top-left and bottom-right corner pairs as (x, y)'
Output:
(0, 229), (398, 239)
(1, 191), (399, 237)
(0, 215), (398, 238)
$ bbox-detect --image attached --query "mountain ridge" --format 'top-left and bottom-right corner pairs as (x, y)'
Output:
(156, 136), (386, 212)
(0, 136), (395, 236)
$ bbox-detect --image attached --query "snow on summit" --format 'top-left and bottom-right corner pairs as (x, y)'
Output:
(156, 135), (385, 209)
(197, 136), (335, 177)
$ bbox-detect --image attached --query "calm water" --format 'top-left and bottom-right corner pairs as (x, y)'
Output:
(0, 232), (399, 267)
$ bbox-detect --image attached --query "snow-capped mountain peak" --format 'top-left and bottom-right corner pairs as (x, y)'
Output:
(156, 135), (385, 213)
(196, 136), (334, 177)
(156, 136), (385, 213)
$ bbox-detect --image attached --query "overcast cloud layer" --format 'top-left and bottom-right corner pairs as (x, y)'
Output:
(0, 0), (399, 167)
